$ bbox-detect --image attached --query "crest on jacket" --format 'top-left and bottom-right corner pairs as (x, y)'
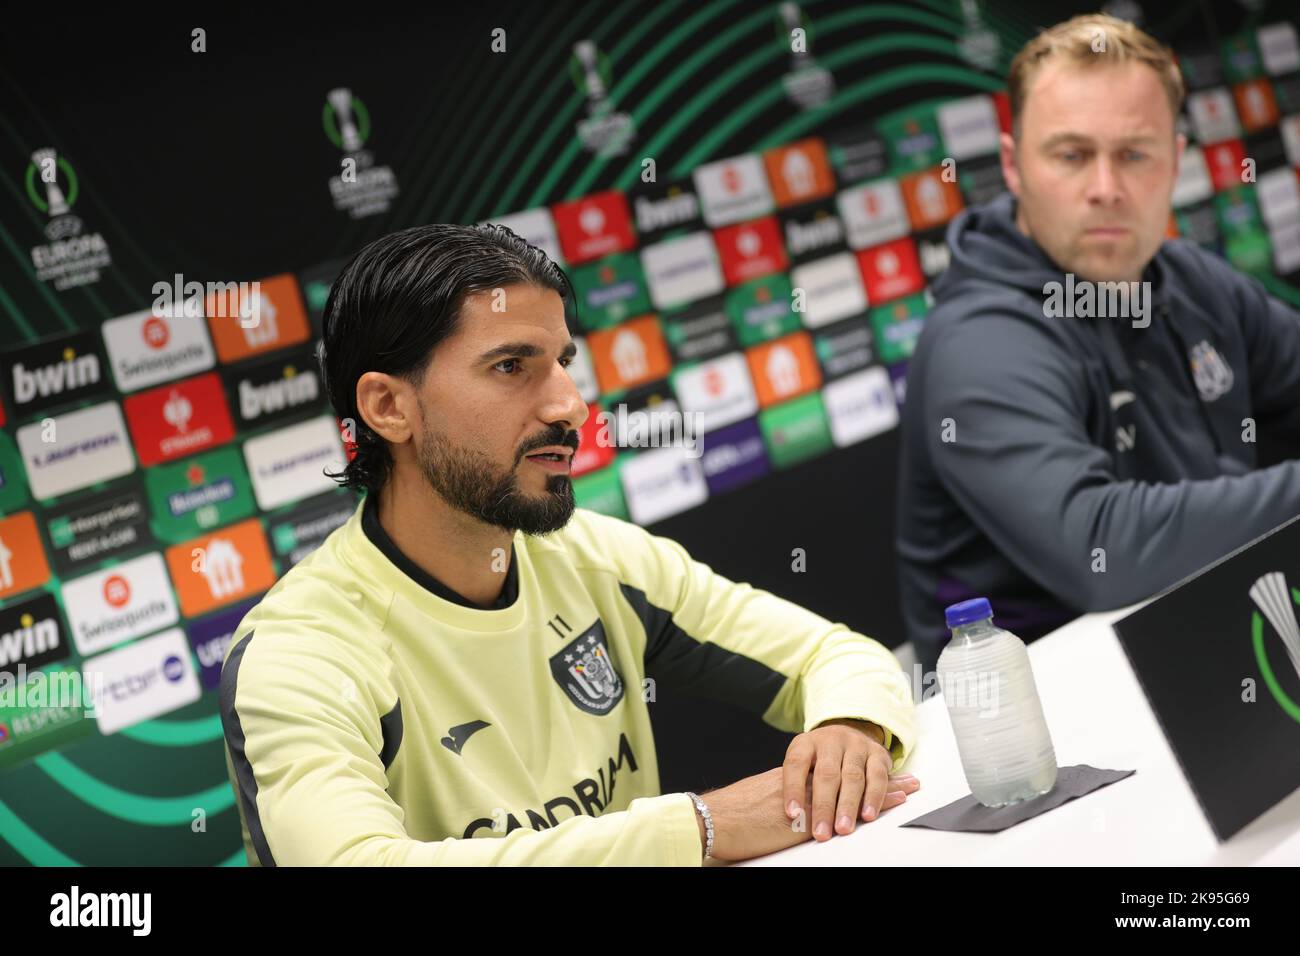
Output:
(549, 619), (625, 715)
(1188, 340), (1234, 402)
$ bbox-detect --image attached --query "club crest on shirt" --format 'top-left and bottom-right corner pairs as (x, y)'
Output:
(549, 619), (624, 715)
(1188, 340), (1234, 402)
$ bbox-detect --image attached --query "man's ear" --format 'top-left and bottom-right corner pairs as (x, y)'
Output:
(356, 371), (416, 446)
(999, 131), (1021, 197)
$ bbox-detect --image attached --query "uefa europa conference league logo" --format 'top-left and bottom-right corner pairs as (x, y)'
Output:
(323, 87), (399, 219)
(570, 40), (636, 158)
(776, 2), (835, 109)
(1249, 572), (1300, 723)
(24, 147), (113, 290)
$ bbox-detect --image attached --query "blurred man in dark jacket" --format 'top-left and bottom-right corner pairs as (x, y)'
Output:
(899, 14), (1300, 673)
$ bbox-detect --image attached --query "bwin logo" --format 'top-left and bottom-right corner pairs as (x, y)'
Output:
(12, 347), (100, 406)
(50, 886), (151, 936)
(239, 368), (320, 420)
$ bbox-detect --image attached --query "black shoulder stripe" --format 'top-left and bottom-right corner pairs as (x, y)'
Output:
(617, 582), (787, 715)
(379, 698), (403, 770)
(219, 631), (277, 868)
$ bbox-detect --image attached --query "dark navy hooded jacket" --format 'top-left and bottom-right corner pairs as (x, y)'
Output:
(898, 191), (1300, 674)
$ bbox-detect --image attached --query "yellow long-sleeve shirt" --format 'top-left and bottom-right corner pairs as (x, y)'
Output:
(219, 490), (915, 865)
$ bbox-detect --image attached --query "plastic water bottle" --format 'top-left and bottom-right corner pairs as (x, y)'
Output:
(938, 598), (1058, 807)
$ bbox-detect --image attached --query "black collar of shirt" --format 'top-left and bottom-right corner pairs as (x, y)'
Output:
(361, 489), (520, 611)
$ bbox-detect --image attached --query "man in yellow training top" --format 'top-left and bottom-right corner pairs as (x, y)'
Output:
(219, 222), (918, 865)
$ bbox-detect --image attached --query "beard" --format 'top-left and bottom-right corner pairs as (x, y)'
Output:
(416, 421), (577, 535)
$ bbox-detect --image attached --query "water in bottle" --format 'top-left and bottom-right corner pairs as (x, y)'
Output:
(938, 598), (1058, 807)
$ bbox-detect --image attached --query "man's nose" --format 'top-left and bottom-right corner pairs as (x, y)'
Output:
(541, 360), (589, 432)
(1086, 155), (1122, 204)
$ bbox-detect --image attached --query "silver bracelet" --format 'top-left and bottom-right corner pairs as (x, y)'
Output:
(684, 791), (714, 860)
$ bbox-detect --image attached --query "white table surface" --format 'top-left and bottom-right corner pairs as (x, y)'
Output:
(740, 606), (1300, 865)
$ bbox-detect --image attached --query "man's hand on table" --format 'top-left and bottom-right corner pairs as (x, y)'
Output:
(691, 719), (920, 862)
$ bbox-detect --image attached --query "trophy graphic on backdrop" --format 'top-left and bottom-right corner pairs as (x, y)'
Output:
(779, 3), (810, 69)
(776, 2), (834, 109)
(570, 39), (635, 157)
(322, 85), (397, 218)
(32, 148), (70, 217)
(327, 88), (365, 153)
(958, 0), (1002, 71)
(573, 41), (605, 104)
(1250, 572), (1300, 682)
(24, 142), (111, 287)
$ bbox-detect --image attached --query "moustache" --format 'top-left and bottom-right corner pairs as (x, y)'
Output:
(516, 425), (581, 462)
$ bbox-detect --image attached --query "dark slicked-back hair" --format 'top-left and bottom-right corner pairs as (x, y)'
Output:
(318, 222), (573, 493)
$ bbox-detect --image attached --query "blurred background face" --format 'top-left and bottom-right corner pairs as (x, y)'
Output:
(1001, 59), (1185, 283)
(412, 283), (588, 534)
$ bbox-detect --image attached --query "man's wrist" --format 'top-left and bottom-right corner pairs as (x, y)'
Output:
(815, 717), (886, 746)
(684, 791), (714, 859)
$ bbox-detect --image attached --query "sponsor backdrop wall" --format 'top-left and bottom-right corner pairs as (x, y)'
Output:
(2, 2), (1299, 864)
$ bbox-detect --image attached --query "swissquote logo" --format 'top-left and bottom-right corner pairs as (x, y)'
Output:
(61, 552), (179, 656)
(101, 306), (216, 393)
(1249, 572), (1300, 723)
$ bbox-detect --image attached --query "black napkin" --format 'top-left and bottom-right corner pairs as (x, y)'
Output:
(900, 764), (1136, 833)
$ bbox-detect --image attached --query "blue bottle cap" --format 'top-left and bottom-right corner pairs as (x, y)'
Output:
(945, 597), (993, 629)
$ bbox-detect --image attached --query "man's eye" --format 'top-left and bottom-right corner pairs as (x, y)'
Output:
(559, 356), (574, 368)
(1059, 151), (1083, 162)
(494, 359), (520, 374)
(1123, 150), (1147, 161)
